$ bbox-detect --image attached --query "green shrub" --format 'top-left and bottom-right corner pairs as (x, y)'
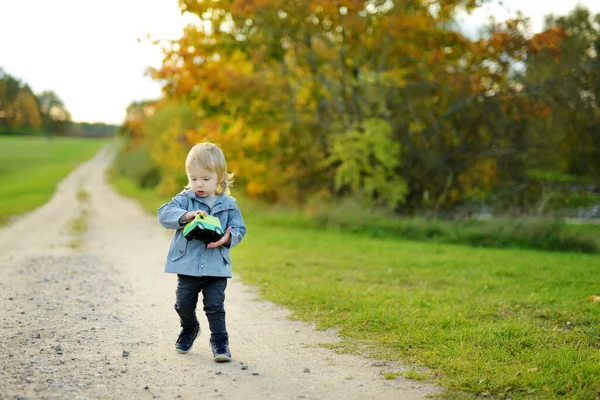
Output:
(113, 146), (161, 188)
(456, 217), (598, 253)
(263, 197), (599, 253)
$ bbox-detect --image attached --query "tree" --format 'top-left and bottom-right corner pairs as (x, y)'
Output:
(119, 100), (158, 149)
(37, 90), (71, 135)
(526, 6), (600, 180)
(10, 87), (41, 132)
(146, 0), (580, 213)
(1, 69), (72, 136)
(0, 68), (25, 133)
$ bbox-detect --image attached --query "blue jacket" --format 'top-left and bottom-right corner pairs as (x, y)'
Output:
(157, 190), (247, 278)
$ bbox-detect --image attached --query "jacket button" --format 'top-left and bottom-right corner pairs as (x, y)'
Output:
(179, 250), (183, 254)
(200, 264), (204, 268)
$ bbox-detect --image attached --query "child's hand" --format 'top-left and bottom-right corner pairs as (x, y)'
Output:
(182, 210), (207, 223)
(207, 227), (231, 248)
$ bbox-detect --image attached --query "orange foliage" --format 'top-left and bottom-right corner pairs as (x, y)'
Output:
(143, 0), (574, 208)
(528, 27), (567, 55)
(457, 159), (498, 201)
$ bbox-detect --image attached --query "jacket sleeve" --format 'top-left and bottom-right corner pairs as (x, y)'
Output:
(226, 204), (247, 248)
(158, 193), (189, 230)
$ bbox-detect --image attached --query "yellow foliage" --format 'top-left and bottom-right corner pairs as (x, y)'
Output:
(329, 118), (408, 208)
(144, 0), (548, 210)
(12, 91), (41, 128)
(408, 121), (425, 133)
(245, 181), (265, 196)
(456, 159), (498, 201)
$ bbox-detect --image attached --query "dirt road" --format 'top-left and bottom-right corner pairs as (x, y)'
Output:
(0, 146), (441, 399)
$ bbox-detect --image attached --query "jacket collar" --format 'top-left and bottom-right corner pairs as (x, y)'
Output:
(182, 189), (236, 212)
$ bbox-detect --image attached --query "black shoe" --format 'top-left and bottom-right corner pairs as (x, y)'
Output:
(175, 324), (200, 354)
(210, 336), (231, 362)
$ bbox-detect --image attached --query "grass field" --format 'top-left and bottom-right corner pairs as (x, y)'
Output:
(107, 171), (600, 399)
(0, 136), (109, 225)
(3, 137), (599, 399)
(236, 221), (600, 399)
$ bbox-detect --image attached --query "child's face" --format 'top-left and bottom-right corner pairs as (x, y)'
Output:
(187, 164), (218, 198)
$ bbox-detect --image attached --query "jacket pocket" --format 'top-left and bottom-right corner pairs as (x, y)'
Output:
(168, 235), (188, 261)
(219, 248), (231, 265)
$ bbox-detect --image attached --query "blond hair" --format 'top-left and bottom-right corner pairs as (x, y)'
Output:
(185, 142), (234, 195)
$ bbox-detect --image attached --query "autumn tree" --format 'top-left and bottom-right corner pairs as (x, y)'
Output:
(0, 69), (32, 134)
(146, 1), (587, 214)
(37, 90), (71, 135)
(119, 100), (158, 149)
(521, 6), (599, 181)
(12, 89), (42, 130)
(1, 68), (72, 136)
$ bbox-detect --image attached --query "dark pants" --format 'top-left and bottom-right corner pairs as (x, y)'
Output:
(175, 275), (228, 339)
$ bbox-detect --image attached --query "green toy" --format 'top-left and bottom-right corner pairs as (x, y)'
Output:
(183, 214), (225, 244)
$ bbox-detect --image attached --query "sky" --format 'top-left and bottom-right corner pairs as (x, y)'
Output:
(1, 0), (599, 125)
(456, 0), (600, 38)
(0, 0), (188, 125)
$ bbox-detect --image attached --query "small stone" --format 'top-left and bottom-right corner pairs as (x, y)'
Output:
(303, 368), (310, 373)
(122, 350), (130, 357)
(252, 372), (259, 376)
(241, 365), (248, 370)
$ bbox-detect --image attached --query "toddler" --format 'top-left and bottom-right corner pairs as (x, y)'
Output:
(158, 142), (246, 361)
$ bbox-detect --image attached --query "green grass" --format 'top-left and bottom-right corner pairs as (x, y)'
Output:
(252, 199), (599, 253)
(106, 166), (165, 214)
(67, 188), (91, 250)
(67, 208), (89, 250)
(564, 223), (600, 239)
(109, 175), (600, 399)
(0, 136), (108, 225)
(235, 220), (600, 399)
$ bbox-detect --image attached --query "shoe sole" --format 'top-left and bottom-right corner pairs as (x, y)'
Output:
(213, 354), (232, 362)
(175, 326), (200, 354)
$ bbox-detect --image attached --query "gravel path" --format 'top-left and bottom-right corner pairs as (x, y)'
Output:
(0, 145), (441, 399)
